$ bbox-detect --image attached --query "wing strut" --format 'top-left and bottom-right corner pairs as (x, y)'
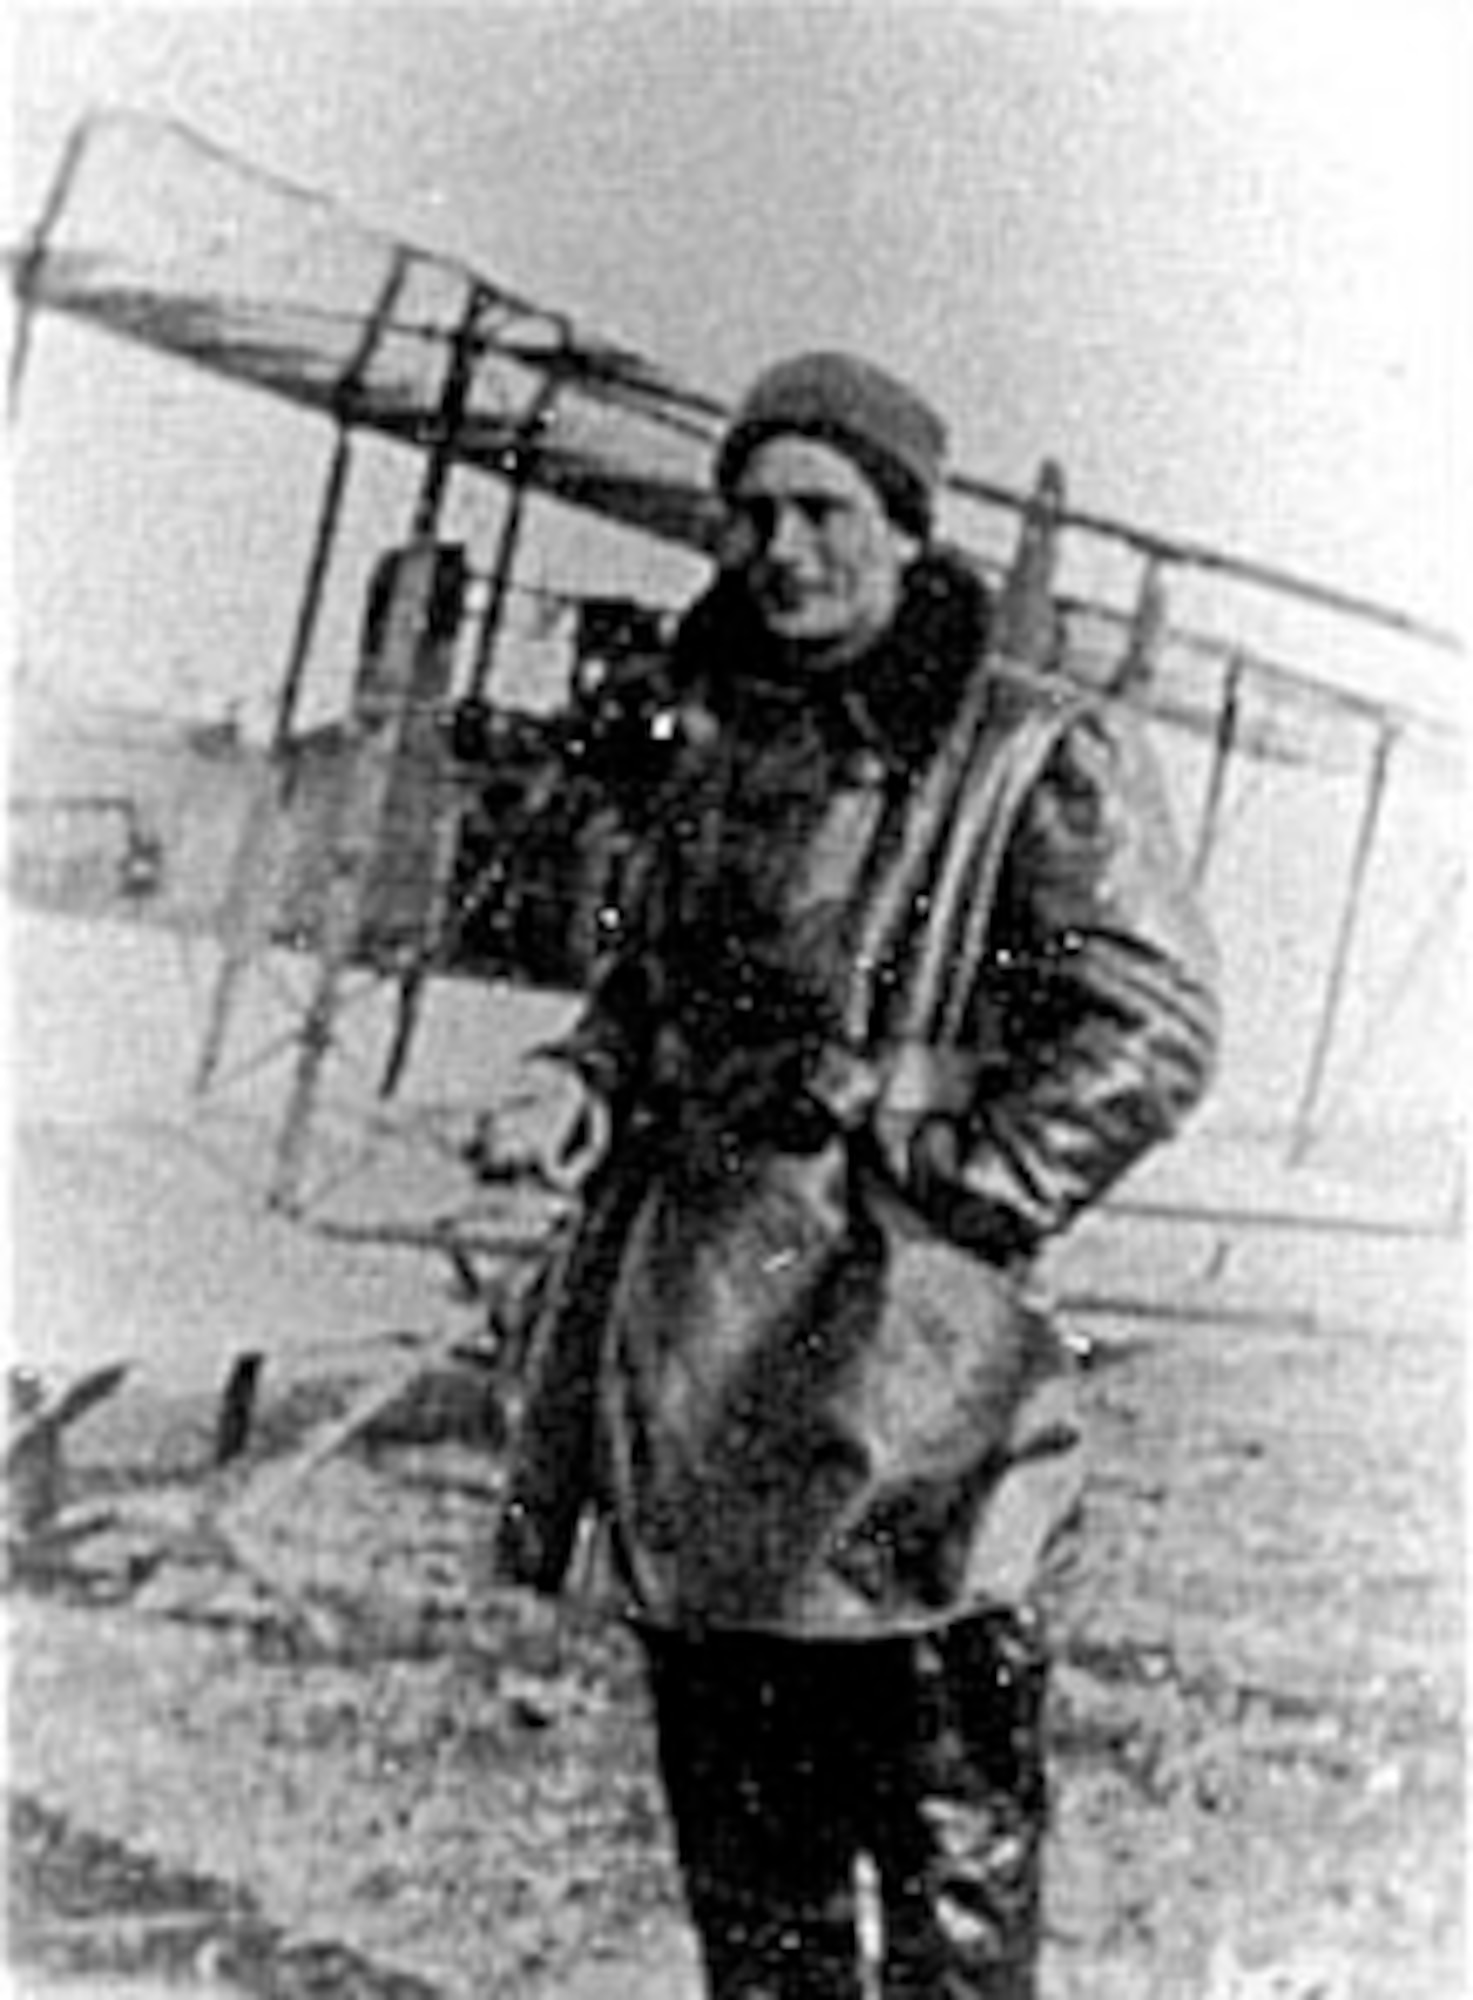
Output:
(1288, 720), (1398, 1160)
(469, 373), (563, 701)
(269, 290), (487, 1209)
(379, 339), (567, 1100)
(7, 113), (91, 417)
(195, 251), (413, 1097)
(1191, 651), (1248, 887)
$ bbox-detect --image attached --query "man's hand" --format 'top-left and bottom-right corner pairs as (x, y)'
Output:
(549, 1089), (614, 1192)
(462, 1059), (613, 1196)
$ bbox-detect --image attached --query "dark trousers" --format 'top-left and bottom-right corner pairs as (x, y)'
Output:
(639, 1608), (1049, 1999)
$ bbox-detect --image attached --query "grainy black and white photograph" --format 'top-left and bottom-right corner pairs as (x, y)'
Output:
(4, 6), (1466, 1998)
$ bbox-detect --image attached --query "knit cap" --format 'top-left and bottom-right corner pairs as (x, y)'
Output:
(715, 352), (947, 539)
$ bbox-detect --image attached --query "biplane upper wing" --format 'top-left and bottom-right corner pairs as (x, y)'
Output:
(12, 109), (1460, 679)
(9, 108), (730, 554)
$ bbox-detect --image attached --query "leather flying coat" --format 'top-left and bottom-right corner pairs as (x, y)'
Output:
(495, 551), (1220, 1637)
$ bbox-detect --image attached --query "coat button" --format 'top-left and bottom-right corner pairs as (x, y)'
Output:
(843, 749), (888, 787)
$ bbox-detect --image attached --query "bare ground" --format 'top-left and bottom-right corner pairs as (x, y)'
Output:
(4, 1118), (1465, 2000)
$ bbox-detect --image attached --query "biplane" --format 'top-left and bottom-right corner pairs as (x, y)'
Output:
(8, 108), (1465, 1231)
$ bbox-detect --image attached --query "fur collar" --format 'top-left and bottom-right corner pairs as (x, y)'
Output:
(669, 544), (993, 771)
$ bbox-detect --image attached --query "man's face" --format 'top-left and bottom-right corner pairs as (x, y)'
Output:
(723, 436), (917, 666)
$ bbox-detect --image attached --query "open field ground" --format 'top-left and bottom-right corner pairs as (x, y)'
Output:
(4, 909), (1465, 2000)
(5, 1094), (1463, 2000)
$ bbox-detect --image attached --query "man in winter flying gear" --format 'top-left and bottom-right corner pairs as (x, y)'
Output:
(495, 351), (1220, 1996)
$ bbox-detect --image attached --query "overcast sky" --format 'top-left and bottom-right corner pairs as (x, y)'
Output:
(8, 3), (1469, 726)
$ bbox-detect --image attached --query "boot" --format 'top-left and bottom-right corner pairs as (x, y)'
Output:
(641, 1627), (868, 1999)
(876, 1606), (1050, 1999)
(686, 1889), (863, 2000)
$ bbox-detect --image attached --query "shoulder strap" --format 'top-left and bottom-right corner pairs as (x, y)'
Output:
(925, 675), (1090, 1048)
(844, 659), (1090, 1051)
(840, 661), (997, 1044)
